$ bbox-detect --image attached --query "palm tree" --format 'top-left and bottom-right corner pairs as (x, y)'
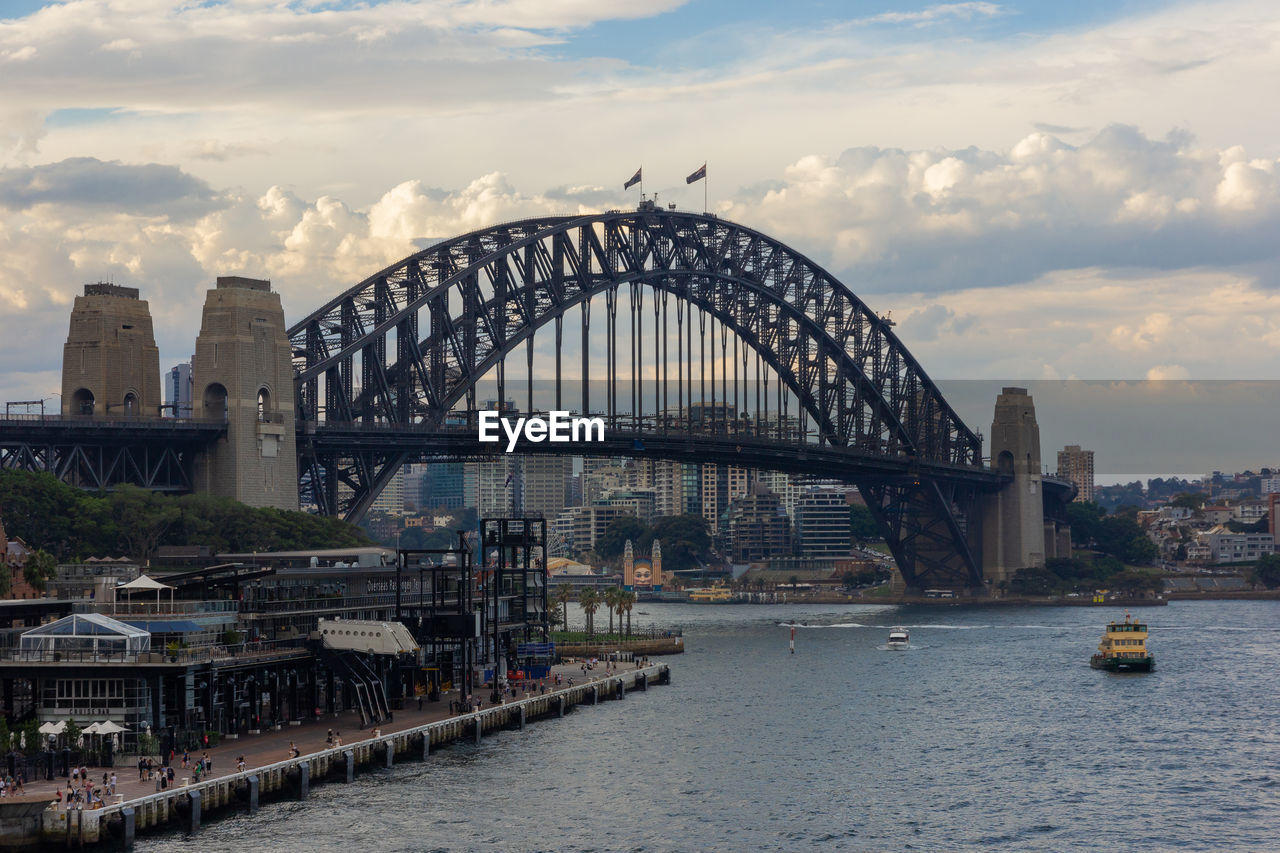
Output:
(579, 587), (601, 639)
(553, 583), (574, 633)
(603, 587), (619, 638)
(620, 590), (637, 638)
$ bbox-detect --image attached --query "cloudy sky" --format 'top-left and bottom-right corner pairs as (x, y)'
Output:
(1, 0), (1278, 461)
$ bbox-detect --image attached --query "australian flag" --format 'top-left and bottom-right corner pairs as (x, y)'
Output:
(624, 167), (642, 190)
(686, 163), (706, 184)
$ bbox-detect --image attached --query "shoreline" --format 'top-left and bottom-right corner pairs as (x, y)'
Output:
(3, 661), (670, 851)
(640, 591), (1280, 606)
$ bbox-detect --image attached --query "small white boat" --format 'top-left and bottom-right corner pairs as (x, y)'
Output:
(886, 627), (909, 649)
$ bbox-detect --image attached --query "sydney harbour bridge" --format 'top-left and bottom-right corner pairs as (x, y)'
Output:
(0, 204), (1072, 592)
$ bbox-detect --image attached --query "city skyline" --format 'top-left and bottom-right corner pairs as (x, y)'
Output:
(2, 1), (1277, 427)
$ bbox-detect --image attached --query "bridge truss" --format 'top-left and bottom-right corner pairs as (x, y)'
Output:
(0, 417), (225, 492)
(290, 208), (995, 589)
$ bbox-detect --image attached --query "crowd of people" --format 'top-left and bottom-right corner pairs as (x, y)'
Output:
(0, 773), (26, 796)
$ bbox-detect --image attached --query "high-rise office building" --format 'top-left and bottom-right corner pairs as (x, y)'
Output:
(522, 456), (572, 519)
(794, 487), (853, 556)
(1057, 445), (1095, 503)
(167, 362), (193, 417)
(369, 466), (406, 515)
(728, 483), (793, 562)
(701, 464), (750, 536)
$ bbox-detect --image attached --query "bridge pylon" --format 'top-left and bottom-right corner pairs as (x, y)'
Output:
(191, 276), (298, 510)
(60, 283), (161, 418)
(981, 386), (1046, 586)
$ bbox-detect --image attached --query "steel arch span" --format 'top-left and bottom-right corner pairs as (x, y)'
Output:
(289, 207), (996, 589)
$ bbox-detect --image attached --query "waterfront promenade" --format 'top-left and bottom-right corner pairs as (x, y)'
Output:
(18, 658), (646, 807)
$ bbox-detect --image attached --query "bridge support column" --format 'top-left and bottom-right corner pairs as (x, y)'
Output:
(247, 775), (259, 814)
(122, 807), (135, 851)
(344, 749), (354, 782)
(298, 761), (310, 799)
(981, 387), (1046, 587)
(422, 734), (431, 761)
(191, 276), (299, 510)
(384, 742), (394, 769)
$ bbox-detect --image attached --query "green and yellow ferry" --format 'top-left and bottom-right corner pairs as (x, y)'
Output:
(1090, 612), (1154, 672)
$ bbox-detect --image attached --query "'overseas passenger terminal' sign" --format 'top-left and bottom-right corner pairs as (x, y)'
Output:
(478, 411), (606, 452)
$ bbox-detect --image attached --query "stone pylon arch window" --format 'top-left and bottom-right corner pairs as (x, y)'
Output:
(203, 383), (228, 422)
(72, 388), (95, 416)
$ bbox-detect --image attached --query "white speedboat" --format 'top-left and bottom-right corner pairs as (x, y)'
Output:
(886, 627), (909, 649)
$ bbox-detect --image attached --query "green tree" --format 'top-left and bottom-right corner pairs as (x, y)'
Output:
(65, 717), (82, 746)
(1066, 501), (1105, 548)
(1254, 554), (1280, 589)
(649, 515), (712, 572)
(596, 516), (650, 562)
(619, 589), (636, 637)
(1009, 566), (1059, 596)
(849, 505), (880, 543)
(552, 583), (574, 633)
(0, 563), (9, 597)
(110, 485), (180, 563)
(1094, 515), (1152, 564)
(1109, 570), (1162, 595)
(602, 587), (619, 636)
(578, 587), (600, 639)
(23, 549), (57, 592)
(21, 718), (41, 753)
(1171, 492), (1209, 510)
(1123, 535), (1159, 566)
(0, 715), (9, 753)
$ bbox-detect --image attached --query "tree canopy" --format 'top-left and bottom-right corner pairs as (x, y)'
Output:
(849, 505), (880, 542)
(0, 470), (370, 561)
(591, 514), (711, 571)
(596, 516), (651, 561)
(1254, 554), (1280, 589)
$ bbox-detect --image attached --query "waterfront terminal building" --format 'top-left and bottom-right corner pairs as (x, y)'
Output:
(0, 526), (548, 758)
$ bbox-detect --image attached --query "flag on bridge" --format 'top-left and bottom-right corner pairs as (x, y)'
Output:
(624, 167), (642, 190)
(686, 163), (706, 184)
(505, 471), (514, 488)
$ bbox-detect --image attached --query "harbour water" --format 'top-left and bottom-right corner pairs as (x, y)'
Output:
(139, 600), (1280, 851)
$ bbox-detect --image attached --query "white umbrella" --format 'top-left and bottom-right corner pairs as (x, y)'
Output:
(82, 722), (103, 735)
(95, 721), (129, 735)
(38, 721), (66, 735)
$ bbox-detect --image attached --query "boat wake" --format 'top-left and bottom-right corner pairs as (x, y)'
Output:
(779, 622), (989, 630)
